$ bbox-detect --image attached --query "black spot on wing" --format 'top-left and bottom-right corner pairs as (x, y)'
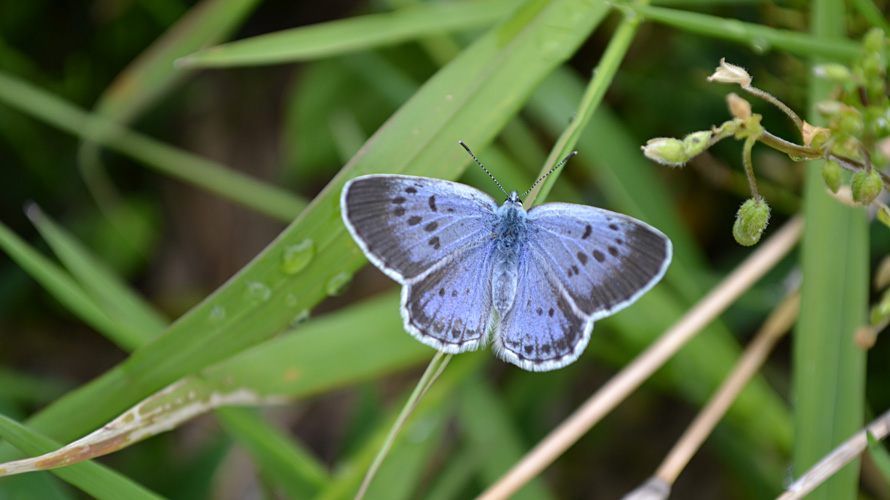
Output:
(429, 196), (438, 212)
(392, 197), (406, 204)
(408, 216), (422, 225)
(428, 236), (440, 249)
(577, 252), (588, 265)
(582, 225), (592, 239)
(424, 221), (439, 232)
(593, 250), (605, 262)
(406, 187), (417, 194)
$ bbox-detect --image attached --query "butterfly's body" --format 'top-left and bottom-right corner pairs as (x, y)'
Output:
(341, 172), (671, 372)
(491, 192), (526, 315)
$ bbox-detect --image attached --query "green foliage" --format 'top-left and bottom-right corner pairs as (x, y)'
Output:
(0, 1), (888, 499)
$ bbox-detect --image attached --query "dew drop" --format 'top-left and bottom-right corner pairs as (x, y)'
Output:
(209, 306), (226, 323)
(284, 293), (298, 307)
(749, 38), (771, 54)
(290, 309), (310, 327)
(280, 239), (315, 275)
(246, 281), (271, 302)
(326, 272), (352, 296)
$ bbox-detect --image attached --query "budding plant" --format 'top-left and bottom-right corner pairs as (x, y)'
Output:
(642, 29), (890, 247)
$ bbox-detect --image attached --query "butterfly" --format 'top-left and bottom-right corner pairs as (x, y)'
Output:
(340, 143), (672, 371)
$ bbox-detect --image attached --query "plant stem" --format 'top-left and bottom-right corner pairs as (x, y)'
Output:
(355, 351), (450, 500)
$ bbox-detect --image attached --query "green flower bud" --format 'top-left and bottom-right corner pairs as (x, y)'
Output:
(815, 100), (843, 119)
(851, 169), (883, 205)
(642, 137), (687, 167)
(838, 107), (864, 136)
(821, 160), (842, 193)
(682, 131), (712, 157)
(863, 28), (886, 57)
(733, 198), (770, 246)
(813, 63), (851, 83)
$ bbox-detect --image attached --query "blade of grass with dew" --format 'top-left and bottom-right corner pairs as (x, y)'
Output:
(0, 415), (165, 500)
(2, 215), (345, 495)
(0, 292), (428, 478)
(456, 379), (554, 500)
(0, 0), (609, 465)
(0, 70), (306, 222)
(620, 4), (865, 63)
(28, 207), (167, 341)
(176, 0), (516, 68)
(214, 407), (330, 498)
(0, 218), (147, 351)
(792, 1), (868, 498)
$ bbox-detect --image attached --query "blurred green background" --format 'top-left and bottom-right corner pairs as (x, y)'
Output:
(0, 0), (889, 499)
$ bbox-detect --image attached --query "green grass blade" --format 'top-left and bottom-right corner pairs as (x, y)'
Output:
(867, 431), (890, 482)
(0, 415), (166, 500)
(214, 407), (330, 498)
(792, 1), (868, 498)
(28, 207), (167, 343)
(456, 380), (554, 500)
(0, 0), (609, 462)
(622, 4), (863, 62)
(530, 10), (641, 205)
(177, 0), (516, 68)
(77, 0), (263, 229)
(0, 70), (306, 222)
(0, 218), (146, 351)
(91, 0), (262, 123)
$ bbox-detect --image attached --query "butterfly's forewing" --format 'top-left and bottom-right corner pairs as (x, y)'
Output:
(341, 175), (500, 282)
(342, 174), (500, 352)
(494, 250), (592, 371)
(402, 240), (496, 352)
(526, 203), (672, 320)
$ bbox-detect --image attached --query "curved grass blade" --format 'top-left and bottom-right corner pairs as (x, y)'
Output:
(0, 415), (165, 500)
(621, 4), (864, 62)
(28, 206), (167, 341)
(0, 218), (147, 351)
(177, 0), (516, 68)
(0, 71), (306, 222)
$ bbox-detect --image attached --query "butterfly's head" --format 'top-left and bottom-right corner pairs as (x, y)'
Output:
(505, 191), (522, 206)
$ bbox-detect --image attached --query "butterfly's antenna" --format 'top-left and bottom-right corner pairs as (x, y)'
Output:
(521, 150), (578, 199)
(459, 141), (508, 198)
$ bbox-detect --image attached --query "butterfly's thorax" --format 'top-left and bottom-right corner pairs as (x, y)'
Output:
(491, 194), (527, 315)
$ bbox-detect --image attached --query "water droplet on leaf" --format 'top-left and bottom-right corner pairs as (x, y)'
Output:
(326, 272), (351, 296)
(280, 239), (315, 275)
(246, 281), (272, 302)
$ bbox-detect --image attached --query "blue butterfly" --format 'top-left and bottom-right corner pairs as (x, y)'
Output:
(340, 143), (672, 371)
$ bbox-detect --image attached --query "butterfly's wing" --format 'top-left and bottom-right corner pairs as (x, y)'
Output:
(341, 174), (500, 352)
(341, 174), (499, 282)
(401, 238), (497, 352)
(495, 203), (672, 371)
(527, 203), (672, 319)
(493, 250), (593, 371)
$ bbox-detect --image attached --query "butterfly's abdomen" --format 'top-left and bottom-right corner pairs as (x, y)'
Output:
(491, 202), (527, 315)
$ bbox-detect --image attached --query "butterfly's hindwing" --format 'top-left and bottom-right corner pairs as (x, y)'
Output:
(402, 240), (496, 353)
(494, 250), (591, 371)
(341, 175), (499, 282)
(526, 203), (672, 320)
